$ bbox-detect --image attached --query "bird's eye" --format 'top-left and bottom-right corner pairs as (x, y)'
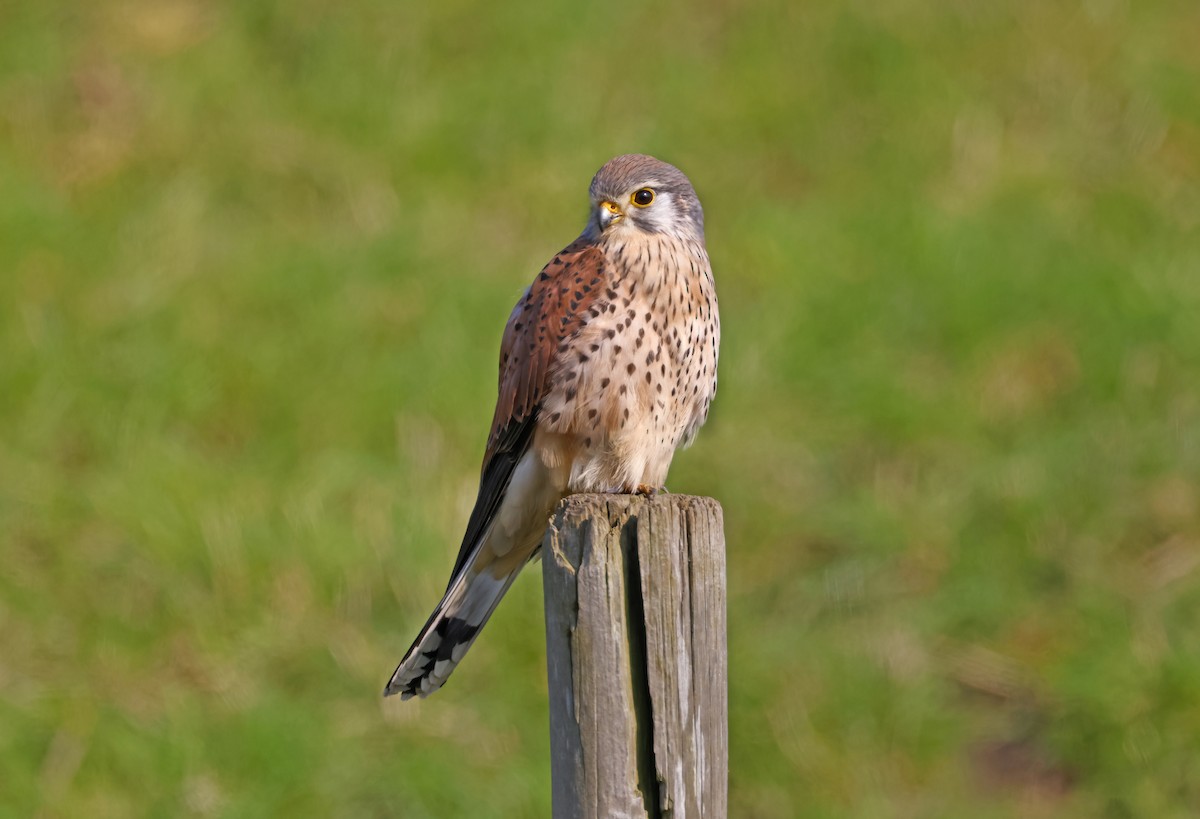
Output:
(631, 188), (655, 207)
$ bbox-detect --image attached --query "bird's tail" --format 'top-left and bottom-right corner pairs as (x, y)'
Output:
(386, 436), (565, 698)
(384, 562), (524, 699)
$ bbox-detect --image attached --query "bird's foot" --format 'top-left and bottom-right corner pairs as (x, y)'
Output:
(601, 484), (668, 496)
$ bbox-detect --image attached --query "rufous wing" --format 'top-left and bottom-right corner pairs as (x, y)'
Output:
(445, 237), (610, 583)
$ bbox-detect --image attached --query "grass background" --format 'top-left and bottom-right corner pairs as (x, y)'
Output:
(2, 0), (1199, 816)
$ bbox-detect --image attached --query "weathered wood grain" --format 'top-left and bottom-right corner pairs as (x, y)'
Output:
(543, 494), (727, 819)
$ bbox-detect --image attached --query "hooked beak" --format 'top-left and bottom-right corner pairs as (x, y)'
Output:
(597, 200), (623, 230)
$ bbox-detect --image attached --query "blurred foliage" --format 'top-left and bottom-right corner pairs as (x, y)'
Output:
(2, 0), (1199, 816)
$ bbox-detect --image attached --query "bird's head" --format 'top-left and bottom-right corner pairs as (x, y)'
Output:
(586, 154), (705, 241)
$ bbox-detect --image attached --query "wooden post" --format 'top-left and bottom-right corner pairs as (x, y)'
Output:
(542, 494), (727, 819)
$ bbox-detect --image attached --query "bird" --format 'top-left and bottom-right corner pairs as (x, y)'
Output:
(385, 154), (720, 699)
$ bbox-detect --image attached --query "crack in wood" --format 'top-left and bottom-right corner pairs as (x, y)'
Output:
(624, 518), (664, 819)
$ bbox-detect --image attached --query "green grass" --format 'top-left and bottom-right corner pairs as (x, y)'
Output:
(2, 0), (1199, 816)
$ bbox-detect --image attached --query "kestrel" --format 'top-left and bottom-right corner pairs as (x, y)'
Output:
(385, 154), (720, 699)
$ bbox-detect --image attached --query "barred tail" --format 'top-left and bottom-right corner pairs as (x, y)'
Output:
(385, 443), (562, 699)
(383, 565), (520, 699)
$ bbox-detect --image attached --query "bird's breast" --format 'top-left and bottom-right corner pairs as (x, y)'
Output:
(538, 234), (718, 491)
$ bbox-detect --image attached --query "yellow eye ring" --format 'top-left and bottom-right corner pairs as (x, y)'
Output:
(631, 188), (655, 207)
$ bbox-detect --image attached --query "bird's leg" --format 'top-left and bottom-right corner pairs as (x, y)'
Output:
(635, 484), (660, 497)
